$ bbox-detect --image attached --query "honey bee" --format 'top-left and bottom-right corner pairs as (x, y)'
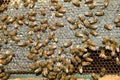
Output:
(89, 18), (98, 24)
(84, 12), (93, 17)
(64, 0), (72, 2)
(76, 21), (83, 29)
(13, 21), (19, 29)
(30, 48), (38, 54)
(17, 41), (27, 47)
(104, 24), (112, 30)
(83, 20), (90, 28)
(0, 54), (7, 59)
(48, 72), (56, 79)
(75, 56), (81, 63)
(55, 4), (62, 11)
(78, 14), (85, 22)
(58, 47), (64, 55)
(40, 18), (47, 24)
(34, 26), (41, 32)
(38, 48), (44, 57)
(89, 46), (97, 51)
(40, 9), (46, 16)
(28, 16), (36, 21)
(29, 63), (39, 70)
(78, 65), (83, 74)
(70, 47), (79, 54)
(5, 55), (13, 64)
(75, 32), (84, 38)
(11, 36), (19, 41)
(90, 30), (98, 36)
(42, 68), (48, 77)
(49, 25), (56, 31)
(72, 0), (80, 7)
(69, 24), (78, 30)
(51, 0), (58, 3)
(1, 15), (8, 22)
(100, 68), (106, 77)
(64, 41), (72, 48)
(95, 10), (104, 16)
(1, 73), (10, 80)
(85, 57), (93, 62)
(0, 72), (6, 78)
(82, 36), (89, 42)
(67, 18), (75, 25)
(41, 24), (48, 32)
(14, 1), (18, 9)
(83, 52), (91, 58)
(103, 0), (110, 9)
(114, 18), (120, 23)
(28, 11), (36, 16)
(2, 29), (8, 36)
(49, 44), (57, 50)
(58, 8), (66, 14)
(29, 1), (35, 8)
(70, 75), (77, 80)
(34, 67), (42, 74)
(23, 19), (29, 25)
(85, 0), (93, 4)
(88, 40), (96, 46)
(89, 25), (97, 30)
(91, 73), (99, 80)
(42, 39), (50, 47)
(79, 47), (88, 52)
(9, 30), (17, 36)
(115, 57), (120, 65)
(102, 36), (109, 44)
(109, 37), (116, 44)
(82, 30), (89, 36)
(116, 22), (120, 27)
(115, 45), (120, 52)
(56, 22), (64, 27)
(47, 64), (53, 71)
(88, 3), (96, 9)
(55, 12), (63, 17)
(23, 0), (29, 7)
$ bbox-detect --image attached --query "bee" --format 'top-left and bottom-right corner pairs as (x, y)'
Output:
(42, 68), (48, 77)
(69, 24), (78, 30)
(85, 57), (93, 62)
(102, 36), (109, 44)
(34, 26), (41, 32)
(64, 41), (72, 48)
(1, 15), (8, 22)
(9, 30), (17, 36)
(91, 73), (99, 80)
(23, 0), (29, 7)
(28, 11), (36, 16)
(48, 72), (56, 79)
(40, 9), (46, 16)
(40, 18), (47, 24)
(88, 3), (96, 9)
(2, 29), (8, 36)
(58, 47), (64, 55)
(11, 36), (19, 41)
(56, 22), (64, 27)
(64, 0), (71, 2)
(115, 45), (120, 53)
(79, 47), (88, 52)
(0, 54), (7, 59)
(89, 46), (97, 51)
(70, 47), (79, 54)
(30, 48), (38, 54)
(90, 30), (98, 36)
(38, 48), (44, 57)
(70, 75), (77, 80)
(0, 72), (6, 78)
(85, 0), (93, 4)
(83, 20), (90, 28)
(83, 52), (91, 58)
(100, 68), (106, 77)
(89, 25), (97, 30)
(5, 55), (13, 64)
(23, 19), (29, 25)
(95, 10), (104, 16)
(115, 57), (120, 65)
(35, 43), (42, 50)
(114, 18), (120, 23)
(75, 32), (84, 38)
(42, 39), (50, 47)
(78, 14), (85, 22)
(55, 12), (63, 17)
(17, 19), (24, 25)
(51, 0), (58, 3)
(82, 36), (89, 42)
(29, 1), (35, 8)
(7, 17), (16, 24)
(29, 22), (37, 28)
(103, 0), (110, 9)
(116, 22), (120, 27)
(58, 8), (66, 14)
(47, 50), (54, 56)
(82, 30), (89, 36)
(13, 21), (19, 29)
(78, 65), (83, 74)
(29, 63), (39, 70)
(34, 67), (42, 74)
(99, 48), (106, 58)
(28, 16), (36, 21)
(89, 18), (98, 24)
(49, 44), (57, 50)
(1, 73), (10, 80)
(14, 1), (18, 9)
(47, 64), (53, 71)
(72, 0), (80, 7)
(76, 21), (82, 29)
(75, 56), (81, 63)
(55, 4), (62, 11)
(67, 18), (75, 25)
(88, 40), (96, 46)
(17, 15), (24, 20)
(109, 37), (116, 44)
(41, 24), (48, 32)
(69, 64), (74, 73)
(49, 25), (56, 31)
(17, 41), (27, 47)
(84, 12), (93, 17)
(104, 24), (112, 30)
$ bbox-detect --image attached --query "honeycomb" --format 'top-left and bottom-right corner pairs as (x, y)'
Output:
(0, 0), (120, 79)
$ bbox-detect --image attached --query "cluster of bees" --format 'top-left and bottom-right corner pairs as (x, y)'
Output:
(0, 0), (119, 80)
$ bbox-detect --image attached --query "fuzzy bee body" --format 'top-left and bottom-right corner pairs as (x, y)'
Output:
(72, 0), (80, 7)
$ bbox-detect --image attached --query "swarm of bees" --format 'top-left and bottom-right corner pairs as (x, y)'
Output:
(0, 0), (119, 80)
